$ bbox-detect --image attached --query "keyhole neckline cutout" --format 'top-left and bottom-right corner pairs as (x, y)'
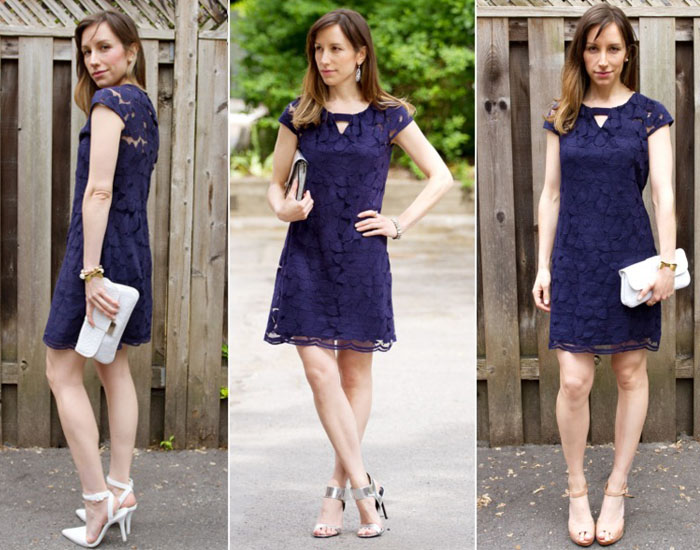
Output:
(325, 104), (371, 135)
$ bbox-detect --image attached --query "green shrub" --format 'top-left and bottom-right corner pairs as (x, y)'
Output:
(231, 0), (474, 169)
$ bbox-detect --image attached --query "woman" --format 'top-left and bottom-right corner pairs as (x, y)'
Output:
(42, 10), (158, 548)
(532, 4), (675, 547)
(263, 8), (453, 539)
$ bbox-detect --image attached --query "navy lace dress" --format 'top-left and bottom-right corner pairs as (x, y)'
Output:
(44, 84), (159, 350)
(543, 92), (673, 354)
(264, 100), (413, 352)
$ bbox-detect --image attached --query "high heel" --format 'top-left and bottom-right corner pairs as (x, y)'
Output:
(76, 477), (137, 535)
(62, 490), (128, 547)
(596, 482), (631, 546)
(567, 483), (594, 547)
(312, 486), (347, 538)
(351, 473), (387, 538)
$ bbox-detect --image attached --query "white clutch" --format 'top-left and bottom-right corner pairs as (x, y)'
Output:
(75, 278), (140, 364)
(618, 248), (690, 308)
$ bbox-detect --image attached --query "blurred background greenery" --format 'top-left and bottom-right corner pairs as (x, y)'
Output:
(230, 0), (474, 188)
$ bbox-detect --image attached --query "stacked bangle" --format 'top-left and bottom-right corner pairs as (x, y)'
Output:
(79, 265), (104, 282)
(390, 217), (403, 240)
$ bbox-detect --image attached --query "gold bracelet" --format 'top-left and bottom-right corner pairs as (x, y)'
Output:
(79, 265), (104, 281)
(659, 260), (677, 272)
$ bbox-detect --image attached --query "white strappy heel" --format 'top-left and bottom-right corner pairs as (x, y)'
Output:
(76, 477), (138, 535)
(62, 489), (128, 547)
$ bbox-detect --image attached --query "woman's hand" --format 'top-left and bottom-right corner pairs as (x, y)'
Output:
(85, 277), (120, 327)
(532, 268), (552, 313)
(639, 266), (675, 306)
(355, 210), (398, 238)
(275, 179), (314, 222)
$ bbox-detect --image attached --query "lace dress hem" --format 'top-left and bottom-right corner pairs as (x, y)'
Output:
(264, 331), (394, 353)
(549, 338), (659, 354)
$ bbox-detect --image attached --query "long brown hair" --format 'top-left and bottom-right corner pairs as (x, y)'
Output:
(547, 4), (638, 134)
(74, 10), (146, 115)
(291, 9), (414, 129)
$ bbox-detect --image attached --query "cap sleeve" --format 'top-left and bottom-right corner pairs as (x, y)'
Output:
(278, 101), (299, 136)
(386, 105), (413, 142)
(543, 103), (559, 135)
(645, 100), (673, 136)
(90, 87), (131, 124)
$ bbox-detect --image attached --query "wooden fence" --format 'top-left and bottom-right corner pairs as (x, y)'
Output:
(477, 3), (700, 446)
(0, 1), (228, 449)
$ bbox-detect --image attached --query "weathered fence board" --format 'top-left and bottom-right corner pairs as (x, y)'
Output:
(640, 17), (677, 442)
(528, 17), (564, 444)
(477, 17), (524, 446)
(16, 36), (52, 447)
(187, 38), (227, 448)
(164, 0), (198, 449)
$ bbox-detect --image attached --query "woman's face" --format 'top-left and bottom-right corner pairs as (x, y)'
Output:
(314, 24), (366, 87)
(583, 23), (628, 88)
(81, 22), (134, 88)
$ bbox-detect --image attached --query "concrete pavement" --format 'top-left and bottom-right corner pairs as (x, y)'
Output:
(0, 446), (228, 549)
(229, 193), (475, 549)
(477, 437), (700, 549)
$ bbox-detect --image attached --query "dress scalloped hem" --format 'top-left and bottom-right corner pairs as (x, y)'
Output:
(549, 338), (659, 355)
(264, 331), (394, 353)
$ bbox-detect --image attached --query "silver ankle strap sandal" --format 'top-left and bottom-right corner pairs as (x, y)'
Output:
(351, 474), (387, 538)
(312, 485), (348, 538)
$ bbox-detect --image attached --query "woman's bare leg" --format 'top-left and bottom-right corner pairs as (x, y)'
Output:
(95, 346), (138, 509)
(556, 350), (596, 544)
(597, 349), (648, 543)
(297, 345), (382, 535)
(46, 347), (115, 543)
(314, 348), (374, 535)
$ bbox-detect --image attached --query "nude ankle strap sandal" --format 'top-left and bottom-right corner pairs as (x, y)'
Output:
(567, 483), (594, 547)
(596, 482), (632, 546)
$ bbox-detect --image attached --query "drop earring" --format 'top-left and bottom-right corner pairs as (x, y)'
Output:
(355, 64), (362, 82)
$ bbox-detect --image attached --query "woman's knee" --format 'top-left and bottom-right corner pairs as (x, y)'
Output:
(45, 348), (82, 391)
(559, 371), (593, 401)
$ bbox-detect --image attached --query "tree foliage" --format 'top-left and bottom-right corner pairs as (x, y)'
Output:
(231, 0), (474, 164)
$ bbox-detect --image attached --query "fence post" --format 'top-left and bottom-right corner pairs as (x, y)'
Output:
(186, 37), (227, 447)
(165, 0), (198, 449)
(17, 36), (52, 447)
(640, 17), (677, 442)
(527, 17), (565, 444)
(478, 17), (524, 446)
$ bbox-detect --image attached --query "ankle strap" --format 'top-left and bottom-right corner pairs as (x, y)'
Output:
(324, 486), (347, 501)
(568, 483), (588, 499)
(351, 477), (378, 501)
(82, 490), (115, 521)
(604, 482), (630, 498)
(106, 476), (133, 491)
(107, 476), (134, 506)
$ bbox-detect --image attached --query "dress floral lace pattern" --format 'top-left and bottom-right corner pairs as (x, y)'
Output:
(543, 92), (672, 354)
(44, 84), (159, 350)
(264, 100), (413, 352)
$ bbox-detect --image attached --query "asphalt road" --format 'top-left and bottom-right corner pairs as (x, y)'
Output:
(477, 437), (700, 549)
(0, 446), (228, 549)
(229, 205), (475, 549)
